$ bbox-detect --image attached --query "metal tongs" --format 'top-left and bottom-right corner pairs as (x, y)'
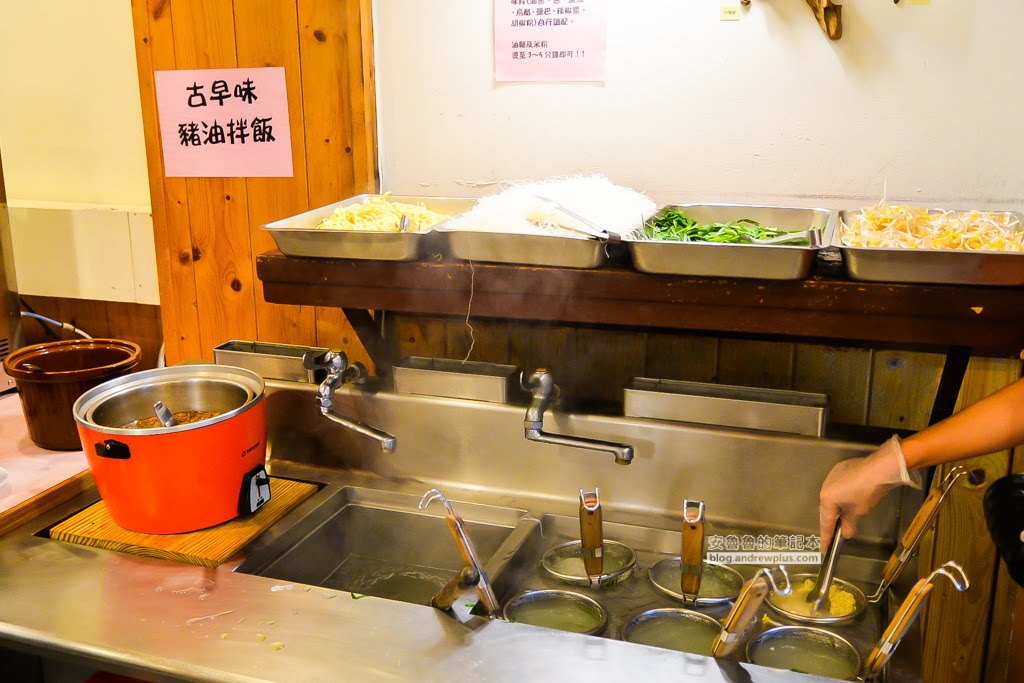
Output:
(533, 195), (623, 243)
(808, 517), (844, 613)
(711, 566), (792, 658)
(579, 488), (604, 580)
(862, 562), (970, 679)
(680, 499), (706, 603)
(419, 489), (500, 617)
(869, 466), (982, 603)
(741, 227), (824, 247)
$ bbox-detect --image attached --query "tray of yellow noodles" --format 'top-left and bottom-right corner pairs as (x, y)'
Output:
(262, 194), (476, 260)
(835, 203), (1024, 286)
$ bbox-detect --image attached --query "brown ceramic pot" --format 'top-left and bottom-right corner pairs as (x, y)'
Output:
(3, 339), (141, 450)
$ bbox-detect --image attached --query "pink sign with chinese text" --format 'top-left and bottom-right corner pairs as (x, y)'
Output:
(155, 67), (293, 177)
(494, 0), (607, 82)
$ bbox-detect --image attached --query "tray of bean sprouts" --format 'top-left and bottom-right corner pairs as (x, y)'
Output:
(262, 194), (476, 260)
(836, 203), (1024, 286)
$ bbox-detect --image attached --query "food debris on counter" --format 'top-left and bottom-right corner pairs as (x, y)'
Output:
(185, 610), (235, 626)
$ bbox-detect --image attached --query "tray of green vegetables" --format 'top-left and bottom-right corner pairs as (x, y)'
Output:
(627, 204), (836, 280)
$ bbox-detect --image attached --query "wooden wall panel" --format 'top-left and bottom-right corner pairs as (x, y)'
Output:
(386, 315), (447, 363)
(921, 357), (1022, 683)
(132, 0), (376, 365)
(573, 329), (645, 405)
(233, 0), (317, 346)
(296, 0), (376, 368)
(171, 1), (256, 355)
(446, 319), (510, 364)
(348, 0), (378, 190)
(1008, 579), (1024, 682)
(644, 333), (718, 384)
(132, 0), (202, 363)
(385, 317), (966, 435)
(718, 339), (795, 390)
(868, 350), (945, 431)
(793, 344), (871, 425)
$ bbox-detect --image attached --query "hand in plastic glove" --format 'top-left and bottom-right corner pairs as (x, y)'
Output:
(819, 436), (921, 548)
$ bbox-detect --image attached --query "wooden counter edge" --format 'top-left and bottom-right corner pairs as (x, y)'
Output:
(0, 470), (95, 538)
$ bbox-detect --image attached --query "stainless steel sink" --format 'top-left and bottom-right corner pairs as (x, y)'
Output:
(236, 486), (526, 606)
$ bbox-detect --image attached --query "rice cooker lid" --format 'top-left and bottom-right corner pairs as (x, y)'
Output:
(73, 364), (264, 436)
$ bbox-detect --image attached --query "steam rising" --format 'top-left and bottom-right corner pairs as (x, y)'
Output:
(444, 174), (656, 237)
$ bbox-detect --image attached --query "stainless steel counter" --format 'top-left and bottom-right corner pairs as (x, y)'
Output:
(0, 382), (924, 682)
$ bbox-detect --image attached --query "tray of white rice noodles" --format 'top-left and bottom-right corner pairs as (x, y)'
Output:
(836, 202), (1024, 286)
(262, 194), (476, 260)
(439, 175), (657, 268)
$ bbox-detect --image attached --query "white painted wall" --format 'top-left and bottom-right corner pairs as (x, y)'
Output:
(0, 0), (157, 304)
(375, 0), (1024, 209)
(0, 0), (150, 210)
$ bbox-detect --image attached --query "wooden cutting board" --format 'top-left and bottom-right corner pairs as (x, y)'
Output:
(49, 477), (317, 568)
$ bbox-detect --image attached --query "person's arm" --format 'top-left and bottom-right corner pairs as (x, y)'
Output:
(901, 378), (1024, 468)
(819, 377), (1024, 547)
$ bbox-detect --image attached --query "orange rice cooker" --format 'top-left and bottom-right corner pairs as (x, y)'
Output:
(73, 365), (270, 534)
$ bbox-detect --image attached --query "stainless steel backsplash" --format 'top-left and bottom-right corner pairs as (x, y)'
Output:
(265, 380), (914, 548)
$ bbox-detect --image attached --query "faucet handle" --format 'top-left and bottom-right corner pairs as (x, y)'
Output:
(521, 369), (561, 402)
(303, 349), (330, 370)
(303, 349), (348, 372)
(343, 361), (368, 386)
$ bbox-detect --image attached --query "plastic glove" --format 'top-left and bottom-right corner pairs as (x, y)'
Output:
(819, 435), (922, 547)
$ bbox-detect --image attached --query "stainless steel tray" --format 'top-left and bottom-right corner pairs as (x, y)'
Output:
(392, 356), (521, 403)
(835, 208), (1024, 286)
(624, 377), (828, 436)
(443, 230), (608, 269)
(627, 204), (836, 279)
(213, 340), (328, 383)
(262, 195), (476, 261)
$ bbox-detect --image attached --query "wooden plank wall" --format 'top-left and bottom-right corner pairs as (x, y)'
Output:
(130, 0), (377, 367)
(387, 314), (949, 430)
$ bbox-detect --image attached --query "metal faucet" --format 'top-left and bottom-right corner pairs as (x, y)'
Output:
(304, 350), (397, 453)
(522, 369), (634, 465)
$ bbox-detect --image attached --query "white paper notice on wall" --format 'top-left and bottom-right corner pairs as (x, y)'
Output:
(154, 67), (293, 178)
(494, 0), (607, 83)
